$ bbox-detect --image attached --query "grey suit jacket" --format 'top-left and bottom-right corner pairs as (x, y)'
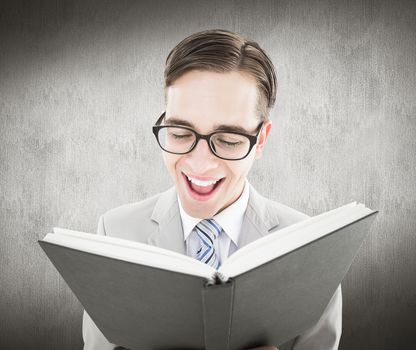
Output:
(83, 184), (342, 350)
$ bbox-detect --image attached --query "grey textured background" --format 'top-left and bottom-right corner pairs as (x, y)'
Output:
(1, 0), (415, 349)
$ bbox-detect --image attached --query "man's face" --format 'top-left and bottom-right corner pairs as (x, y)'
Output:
(163, 70), (272, 218)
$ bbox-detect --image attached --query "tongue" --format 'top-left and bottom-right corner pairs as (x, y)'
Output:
(190, 182), (216, 194)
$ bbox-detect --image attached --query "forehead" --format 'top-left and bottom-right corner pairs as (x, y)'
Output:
(165, 70), (259, 131)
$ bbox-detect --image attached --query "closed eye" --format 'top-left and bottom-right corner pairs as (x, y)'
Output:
(172, 133), (193, 139)
(167, 130), (194, 139)
(217, 139), (243, 147)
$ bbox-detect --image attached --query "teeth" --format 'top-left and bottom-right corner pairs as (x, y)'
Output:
(186, 175), (219, 187)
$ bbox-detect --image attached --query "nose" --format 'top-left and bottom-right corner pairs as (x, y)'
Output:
(184, 137), (219, 172)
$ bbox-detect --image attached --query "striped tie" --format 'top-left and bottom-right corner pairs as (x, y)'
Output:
(194, 219), (222, 269)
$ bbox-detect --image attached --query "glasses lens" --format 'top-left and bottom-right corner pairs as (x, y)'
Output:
(210, 133), (251, 160)
(157, 127), (196, 154)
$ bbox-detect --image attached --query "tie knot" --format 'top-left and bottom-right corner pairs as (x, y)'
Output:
(195, 219), (222, 241)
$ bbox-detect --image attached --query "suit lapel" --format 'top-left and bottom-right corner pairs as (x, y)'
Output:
(238, 184), (280, 248)
(146, 187), (186, 255)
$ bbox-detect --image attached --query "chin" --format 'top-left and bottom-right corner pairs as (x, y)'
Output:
(181, 199), (219, 219)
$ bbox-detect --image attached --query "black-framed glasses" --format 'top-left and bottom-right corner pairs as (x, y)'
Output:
(152, 112), (264, 161)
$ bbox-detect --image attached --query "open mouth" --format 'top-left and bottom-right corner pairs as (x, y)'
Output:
(181, 172), (225, 200)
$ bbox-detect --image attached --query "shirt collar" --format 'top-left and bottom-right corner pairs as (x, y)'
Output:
(178, 179), (250, 245)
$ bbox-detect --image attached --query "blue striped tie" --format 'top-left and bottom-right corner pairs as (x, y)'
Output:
(194, 219), (222, 269)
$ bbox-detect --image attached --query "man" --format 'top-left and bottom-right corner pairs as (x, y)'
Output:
(83, 29), (342, 350)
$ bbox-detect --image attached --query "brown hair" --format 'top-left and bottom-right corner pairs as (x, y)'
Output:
(164, 29), (277, 121)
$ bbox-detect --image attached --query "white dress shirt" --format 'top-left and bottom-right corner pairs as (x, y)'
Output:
(178, 180), (250, 264)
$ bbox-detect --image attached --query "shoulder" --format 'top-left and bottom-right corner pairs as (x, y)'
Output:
(104, 191), (161, 222)
(268, 197), (310, 229)
(248, 184), (310, 231)
(99, 187), (175, 241)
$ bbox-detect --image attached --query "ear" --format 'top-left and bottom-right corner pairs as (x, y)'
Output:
(255, 120), (272, 159)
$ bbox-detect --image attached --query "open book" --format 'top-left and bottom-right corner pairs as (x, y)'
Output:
(39, 202), (377, 350)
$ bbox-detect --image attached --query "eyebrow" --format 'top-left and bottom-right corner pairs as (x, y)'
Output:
(164, 117), (254, 134)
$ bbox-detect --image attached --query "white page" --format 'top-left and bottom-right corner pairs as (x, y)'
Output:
(53, 227), (198, 260)
(44, 230), (216, 280)
(44, 202), (374, 282)
(218, 203), (374, 278)
(222, 202), (360, 268)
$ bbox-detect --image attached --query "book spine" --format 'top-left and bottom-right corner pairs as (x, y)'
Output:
(201, 279), (235, 350)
